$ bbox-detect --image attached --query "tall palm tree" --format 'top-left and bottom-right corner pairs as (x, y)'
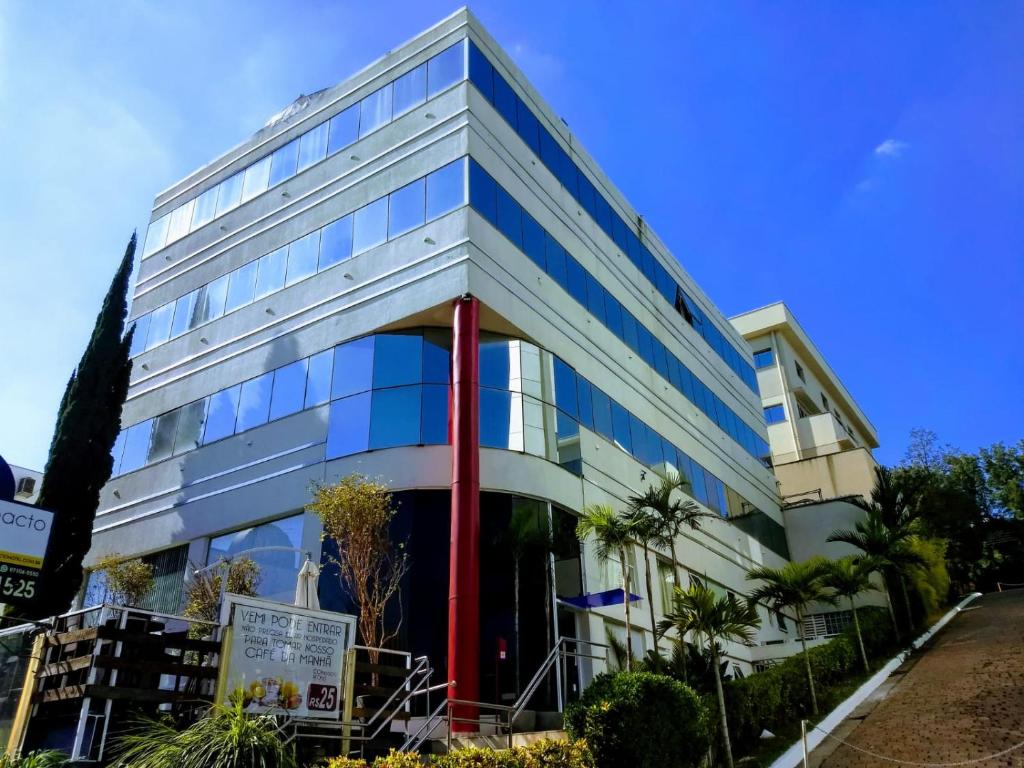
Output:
(828, 510), (924, 640)
(625, 504), (662, 652)
(746, 558), (834, 715)
(820, 556), (876, 673)
(577, 504), (638, 670)
(658, 583), (761, 768)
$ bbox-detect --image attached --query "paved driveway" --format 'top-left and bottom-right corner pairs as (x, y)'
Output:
(815, 590), (1024, 768)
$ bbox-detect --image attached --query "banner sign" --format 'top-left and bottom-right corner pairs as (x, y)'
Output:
(0, 499), (53, 605)
(218, 594), (356, 719)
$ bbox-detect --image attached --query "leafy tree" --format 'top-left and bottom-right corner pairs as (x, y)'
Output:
(308, 474), (408, 661)
(979, 441), (1024, 519)
(93, 553), (155, 608)
(29, 235), (136, 618)
(576, 504), (638, 670)
(820, 557), (876, 672)
(182, 557), (261, 637)
(658, 583), (760, 768)
(745, 558), (834, 715)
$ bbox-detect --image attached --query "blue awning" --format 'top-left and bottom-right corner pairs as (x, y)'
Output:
(558, 588), (642, 609)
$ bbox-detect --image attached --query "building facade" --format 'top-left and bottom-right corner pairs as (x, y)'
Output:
(87, 10), (804, 701)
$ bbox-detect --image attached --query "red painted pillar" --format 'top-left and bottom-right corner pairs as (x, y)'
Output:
(449, 294), (480, 730)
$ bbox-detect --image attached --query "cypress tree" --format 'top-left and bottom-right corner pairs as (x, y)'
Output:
(27, 234), (137, 618)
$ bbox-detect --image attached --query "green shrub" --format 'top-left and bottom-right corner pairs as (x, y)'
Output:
(433, 739), (593, 768)
(0, 751), (69, 768)
(321, 758), (369, 768)
(371, 751), (423, 768)
(564, 671), (709, 768)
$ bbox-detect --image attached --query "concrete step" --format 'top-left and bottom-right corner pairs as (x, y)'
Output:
(448, 729), (567, 751)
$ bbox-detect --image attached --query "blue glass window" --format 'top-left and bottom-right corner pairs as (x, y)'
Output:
(269, 140), (299, 187)
(610, 400), (632, 454)
(393, 63), (426, 117)
(388, 178), (426, 238)
(270, 359), (307, 421)
(576, 377), (594, 431)
(215, 172), (244, 217)
(427, 40), (465, 98)
(604, 294), (623, 339)
(492, 72), (517, 126)
(469, 160), (497, 224)
(621, 310), (639, 353)
(479, 339), (511, 390)
(119, 420), (153, 474)
(235, 372), (273, 433)
(191, 186), (219, 230)
(111, 429), (126, 475)
(422, 330), (450, 384)
(521, 211), (545, 269)
(319, 214), (353, 269)
(495, 186), (522, 248)
(652, 340), (670, 379)
(585, 273), (605, 324)
(297, 122), (329, 173)
(373, 334), (422, 389)
(192, 275), (228, 326)
(426, 159), (465, 221)
(128, 314), (150, 357)
(565, 257), (588, 306)
(538, 129), (561, 181)
(286, 231), (321, 286)
(332, 336), (375, 399)
(690, 463), (710, 506)
(552, 358), (578, 419)
(147, 410), (179, 463)
(636, 325), (655, 366)
(146, 302), (174, 350)
(467, 41), (493, 101)
(327, 106), (359, 155)
(763, 404), (786, 424)
(544, 234), (568, 288)
(421, 384), (449, 444)
(203, 385), (240, 444)
(326, 393), (371, 458)
(370, 386), (421, 449)
(241, 156), (271, 202)
(225, 261), (257, 313)
(170, 292), (197, 339)
(480, 388), (512, 449)
(359, 84), (392, 138)
(516, 97), (540, 154)
(591, 386), (613, 440)
(305, 349), (334, 408)
(753, 348), (775, 368)
(255, 247), (287, 299)
(174, 399), (207, 456)
(353, 197), (388, 254)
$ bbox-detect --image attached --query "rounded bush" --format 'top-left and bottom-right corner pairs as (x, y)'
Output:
(564, 671), (709, 768)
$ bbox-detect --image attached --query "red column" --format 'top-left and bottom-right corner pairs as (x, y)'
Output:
(448, 294), (480, 730)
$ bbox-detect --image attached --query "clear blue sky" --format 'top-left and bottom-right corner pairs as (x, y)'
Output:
(1, 1), (1021, 471)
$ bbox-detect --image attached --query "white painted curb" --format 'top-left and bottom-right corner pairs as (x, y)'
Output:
(767, 592), (983, 768)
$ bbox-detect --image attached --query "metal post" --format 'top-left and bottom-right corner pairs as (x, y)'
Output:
(341, 647), (357, 756)
(546, 502), (563, 713)
(801, 719), (809, 768)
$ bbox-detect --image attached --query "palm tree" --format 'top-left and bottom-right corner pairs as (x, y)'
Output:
(625, 504), (661, 652)
(828, 509), (924, 640)
(577, 504), (638, 670)
(820, 556), (876, 673)
(746, 558), (834, 715)
(658, 583), (760, 768)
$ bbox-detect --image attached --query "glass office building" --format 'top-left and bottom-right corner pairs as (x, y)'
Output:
(90, 9), (796, 698)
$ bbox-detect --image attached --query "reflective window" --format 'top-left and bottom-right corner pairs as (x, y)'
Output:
(352, 197), (388, 254)
(427, 40), (465, 98)
(146, 302), (174, 350)
(373, 334), (422, 389)
(203, 385), (241, 443)
(255, 247), (287, 299)
(215, 172), (244, 216)
(370, 386), (421, 449)
(521, 211), (545, 270)
(269, 140), (299, 187)
(479, 339), (511, 390)
(119, 420), (153, 474)
(753, 348), (775, 368)
(585, 273), (605, 324)
(319, 214), (353, 269)
(359, 84), (392, 138)
(171, 293), (197, 339)
(174, 399), (207, 455)
(426, 159), (465, 220)
(576, 377), (594, 431)
(610, 400), (632, 453)
(241, 156), (271, 202)
(763, 404), (786, 425)
(128, 314), (151, 357)
(545, 234), (568, 288)
(591, 386), (613, 440)
(326, 393), (371, 458)
(209, 515), (304, 603)
(148, 410), (179, 463)
(297, 121), (329, 173)
(604, 293), (623, 338)
(332, 336), (375, 398)
(286, 231), (320, 286)
(516, 97), (541, 154)
(492, 72), (517, 126)
(552, 358), (578, 419)
(110, 430), (126, 475)
(305, 349), (334, 407)
(421, 384), (449, 444)
(235, 372), (273, 433)
(270, 359), (308, 421)
(225, 261), (257, 313)
(468, 39), (494, 100)
(167, 200), (194, 243)
(496, 186), (522, 248)
(191, 186), (219, 230)
(565, 257), (587, 306)
(393, 63), (426, 117)
(192, 274), (228, 326)
(480, 388), (512, 449)
(422, 329), (450, 384)
(327, 105), (359, 155)
(388, 178), (425, 238)
(143, 214), (169, 256)
(621, 309), (639, 352)
(469, 159), (497, 224)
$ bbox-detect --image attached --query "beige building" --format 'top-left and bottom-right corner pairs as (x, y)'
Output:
(731, 302), (879, 504)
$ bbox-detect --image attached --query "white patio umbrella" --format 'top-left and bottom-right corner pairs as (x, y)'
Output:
(294, 555), (321, 610)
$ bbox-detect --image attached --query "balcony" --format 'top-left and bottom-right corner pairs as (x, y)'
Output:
(796, 411), (855, 456)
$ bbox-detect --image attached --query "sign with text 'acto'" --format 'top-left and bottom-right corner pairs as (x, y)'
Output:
(217, 594), (357, 720)
(0, 499), (53, 605)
